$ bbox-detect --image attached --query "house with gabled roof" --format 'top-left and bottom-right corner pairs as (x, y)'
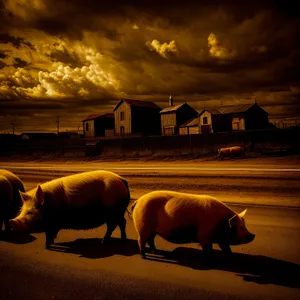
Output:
(179, 117), (200, 135)
(113, 98), (161, 136)
(160, 95), (198, 136)
(198, 103), (269, 134)
(82, 113), (114, 137)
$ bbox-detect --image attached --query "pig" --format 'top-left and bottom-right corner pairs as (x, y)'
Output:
(9, 170), (131, 248)
(0, 169), (25, 232)
(132, 190), (255, 259)
(217, 146), (245, 160)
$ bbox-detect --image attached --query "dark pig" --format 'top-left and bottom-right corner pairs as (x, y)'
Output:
(0, 169), (25, 232)
(10, 170), (131, 248)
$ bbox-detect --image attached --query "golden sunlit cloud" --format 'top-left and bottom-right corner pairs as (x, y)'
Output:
(208, 33), (232, 59)
(146, 39), (179, 59)
(5, 0), (48, 22)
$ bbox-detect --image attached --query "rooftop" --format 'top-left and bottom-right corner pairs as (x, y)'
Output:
(180, 117), (199, 127)
(114, 98), (161, 111)
(82, 113), (114, 122)
(199, 103), (264, 116)
(218, 103), (255, 114)
(159, 103), (185, 114)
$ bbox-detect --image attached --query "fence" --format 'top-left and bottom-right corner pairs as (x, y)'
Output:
(0, 127), (299, 158)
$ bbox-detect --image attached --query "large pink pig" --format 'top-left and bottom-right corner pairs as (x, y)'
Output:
(10, 170), (131, 248)
(132, 190), (255, 259)
(0, 169), (25, 232)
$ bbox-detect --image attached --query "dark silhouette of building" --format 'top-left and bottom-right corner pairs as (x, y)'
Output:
(160, 95), (198, 135)
(113, 98), (161, 136)
(82, 113), (114, 137)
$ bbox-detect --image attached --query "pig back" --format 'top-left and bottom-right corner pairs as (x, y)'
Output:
(0, 170), (24, 217)
(136, 191), (234, 238)
(41, 170), (129, 210)
(0, 170), (25, 193)
(0, 175), (13, 207)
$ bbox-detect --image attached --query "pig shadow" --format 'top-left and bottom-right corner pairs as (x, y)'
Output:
(47, 239), (300, 289)
(48, 237), (140, 259)
(0, 231), (36, 244)
(146, 247), (300, 289)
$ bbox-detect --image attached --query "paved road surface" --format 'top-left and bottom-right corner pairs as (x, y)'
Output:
(1, 205), (300, 300)
(6, 165), (300, 208)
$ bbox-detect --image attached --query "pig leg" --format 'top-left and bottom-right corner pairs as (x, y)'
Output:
(45, 228), (59, 248)
(136, 229), (155, 259)
(102, 220), (118, 243)
(218, 242), (232, 255)
(117, 216), (127, 241)
(147, 233), (157, 254)
(201, 243), (214, 258)
(4, 218), (12, 232)
(138, 235), (147, 259)
(198, 233), (214, 259)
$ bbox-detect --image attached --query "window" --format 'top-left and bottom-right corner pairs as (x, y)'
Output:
(120, 126), (125, 135)
(120, 111), (124, 121)
(232, 118), (240, 130)
(85, 123), (89, 131)
(203, 116), (208, 125)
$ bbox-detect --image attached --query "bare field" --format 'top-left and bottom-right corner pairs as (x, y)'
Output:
(0, 153), (300, 167)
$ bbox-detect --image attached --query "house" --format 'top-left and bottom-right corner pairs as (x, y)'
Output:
(82, 113), (114, 138)
(198, 103), (269, 133)
(179, 117), (199, 135)
(198, 108), (229, 134)
(113, 98), (161, 136)
(160, 95), (198, 136)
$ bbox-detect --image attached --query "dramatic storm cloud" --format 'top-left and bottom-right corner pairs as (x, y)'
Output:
(0, 0), (299, 132)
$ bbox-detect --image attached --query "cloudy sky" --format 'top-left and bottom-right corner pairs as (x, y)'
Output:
(0, 0), (299, 133)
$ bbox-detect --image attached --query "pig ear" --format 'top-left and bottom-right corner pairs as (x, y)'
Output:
(228, 214), (237, 228)
(19, 191), (29, 203)
(238, 209), (247, 218)
(35, 185), (45, 206)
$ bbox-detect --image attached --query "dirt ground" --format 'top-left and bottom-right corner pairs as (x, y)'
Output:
(0, 153), (300, 167)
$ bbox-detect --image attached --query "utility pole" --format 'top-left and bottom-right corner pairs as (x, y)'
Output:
(56, 116), (60, 136)
(11, 122), (15, 135)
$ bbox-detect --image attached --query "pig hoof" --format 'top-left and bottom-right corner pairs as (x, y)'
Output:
(45, 241), (54, 248)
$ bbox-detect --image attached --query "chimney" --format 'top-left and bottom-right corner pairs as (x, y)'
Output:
(253, 94), (257, 105)
(169, 94), (174, 106)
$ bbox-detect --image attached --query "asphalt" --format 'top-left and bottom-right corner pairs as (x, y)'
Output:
(7, 166), (300, 208)
(1, 205), (300, 300)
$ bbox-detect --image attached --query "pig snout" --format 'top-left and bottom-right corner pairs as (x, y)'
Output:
(245, 232), (255, 243)
(9, 219), (26, 232)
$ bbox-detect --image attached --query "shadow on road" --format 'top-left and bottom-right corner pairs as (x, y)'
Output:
(46, 238), (300, 289)
(146, 247), (300, 289)
(0, 231), (36, 244)
(48, 237), (140, 259)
